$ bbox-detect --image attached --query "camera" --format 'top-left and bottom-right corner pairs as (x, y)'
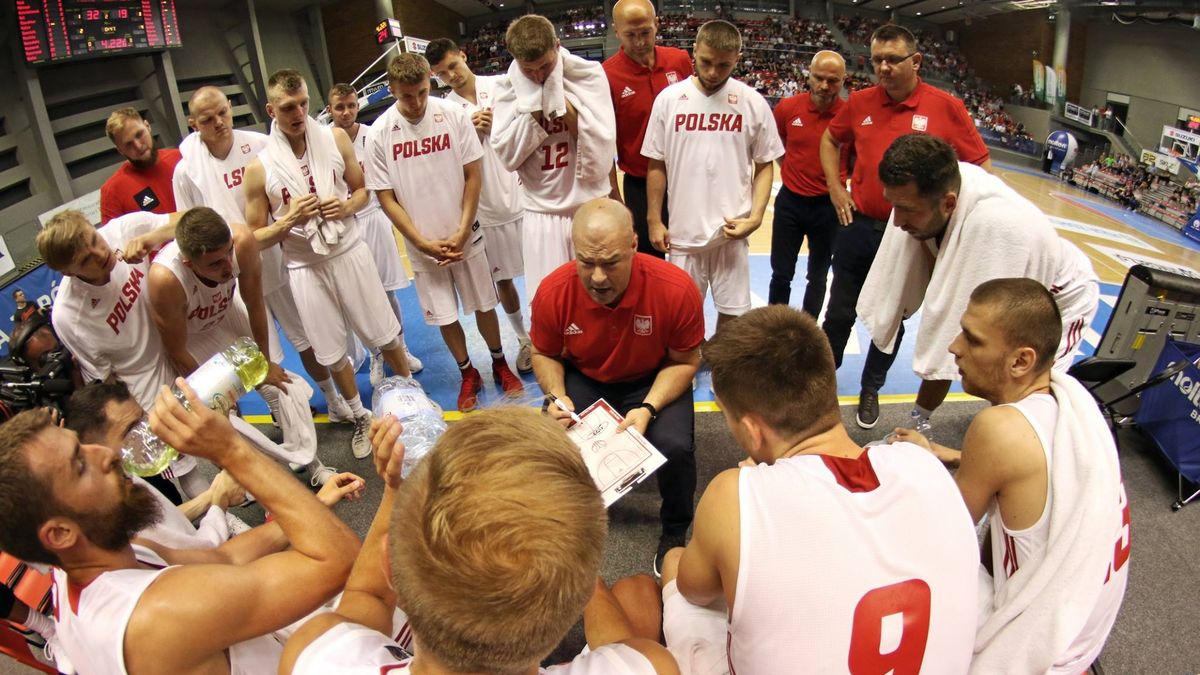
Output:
(1, 315), (76, 421)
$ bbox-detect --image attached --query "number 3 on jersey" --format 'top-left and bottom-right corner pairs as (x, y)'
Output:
(541, 141), (568, 171)
(848, 579), (931, 675)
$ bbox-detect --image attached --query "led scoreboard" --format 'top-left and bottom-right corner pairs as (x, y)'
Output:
(17, 0), (181, 65)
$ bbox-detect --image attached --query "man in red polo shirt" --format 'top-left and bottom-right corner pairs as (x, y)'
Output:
(100, 108), (182, 224)
(603, 0), (693, 259)
(769, 50), (848, 315)
(818, 23), (989, 430)
(531, 197), (703, 576)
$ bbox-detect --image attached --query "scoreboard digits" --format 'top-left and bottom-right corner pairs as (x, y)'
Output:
(17, 0), (181, 65)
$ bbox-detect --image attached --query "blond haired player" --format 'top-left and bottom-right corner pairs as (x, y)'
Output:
(172, 85), (357, 422)
(426, 38), (534, 374)
(326, 83), (424, 385)
(642, 20), (783, 330)
(489, 14), (618, 301)
(243, 69), (415, 460)
(367, 53), (523, 412)
(281, 408), (679, 675)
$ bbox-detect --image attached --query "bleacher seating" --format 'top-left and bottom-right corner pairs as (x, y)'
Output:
(1068, 153), (1198, 230)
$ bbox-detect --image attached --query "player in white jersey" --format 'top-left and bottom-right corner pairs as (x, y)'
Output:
(244, 69), (416, 460)
(148, 207), (337, 486)
(366, 53), (524, 412)
(489, 15), (618, 302)
(0, 382), (364, 675)
(606, 306), (978, 674)
(893, 279), (1129, 673)
(642, 20), (783, 330)
(281, 407), (678, 675)
(427, 38), (535, 374)
(327, 83), (425, 386)
(36, 209), (206, 496)
(172, 86), (357, 421)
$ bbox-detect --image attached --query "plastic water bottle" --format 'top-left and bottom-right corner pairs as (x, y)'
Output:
(121, 337), (269, 477)
(372, 376), (446, 478)
(910, 409), (933, 437)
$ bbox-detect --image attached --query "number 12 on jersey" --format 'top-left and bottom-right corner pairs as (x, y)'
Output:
(541, 142), (568, 171)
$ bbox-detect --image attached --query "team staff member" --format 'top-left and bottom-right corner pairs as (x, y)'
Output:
(768, 50), (848, 315)
(532, 198), (703, 575)
(819, 23), (990, 430)
(603, 0), (693, 259)
(100, 108), (182, 223)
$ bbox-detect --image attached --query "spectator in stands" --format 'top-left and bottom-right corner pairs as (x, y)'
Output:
(894, 278), (1129, 673)
(280, 407), (680, 674)
(604, 0), (694, 259)
(0, 382), (363, 675)
(9, 289), (46, 327)
(819, 23), (990, 432)
(99, 108), (182, 224)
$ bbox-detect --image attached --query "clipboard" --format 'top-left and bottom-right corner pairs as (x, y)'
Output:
(566, 398), (669, 507)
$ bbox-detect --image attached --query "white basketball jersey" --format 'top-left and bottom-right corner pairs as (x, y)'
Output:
(263, 136), (360, 269)
(51, 545), (284, 675)
(641, 77), (784, 251)
(291, 621), (658, 675)
(988, 393), (1130, 673)
(366, 97), (485, 270)
(135, 475), (228, 549)
(52, 213), (176, 411)
(445, 76), (524, 226)
(154, 240), (242, 336)
(497, 102), (607, 217)
(349, 122), (382, 214)
(728, 444), (979, 675)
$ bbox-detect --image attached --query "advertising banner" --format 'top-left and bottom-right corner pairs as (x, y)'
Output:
(1032, 60), (1045, 102)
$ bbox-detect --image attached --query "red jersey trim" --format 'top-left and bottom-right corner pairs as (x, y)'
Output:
(820, 453), (881, 493)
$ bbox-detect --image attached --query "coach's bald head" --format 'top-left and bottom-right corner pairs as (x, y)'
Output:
(572, 199), (637, 307)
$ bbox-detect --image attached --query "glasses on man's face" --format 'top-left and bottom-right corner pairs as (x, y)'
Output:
(871, 52), (918, 68)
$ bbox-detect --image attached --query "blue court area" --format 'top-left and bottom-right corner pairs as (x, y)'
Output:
(239, 259), (1122, 417)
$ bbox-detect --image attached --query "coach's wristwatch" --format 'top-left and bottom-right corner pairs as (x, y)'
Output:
(630, 402), (658, 422)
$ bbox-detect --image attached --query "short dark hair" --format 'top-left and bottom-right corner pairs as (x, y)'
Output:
(176, 207), (232, 259)
(0, 409), (63, 565)
(387, 52), (432, 86)
(11, 288), (24, 300)
(67, 381), (134, 443)
(327, 83), (356, 101)
(879, 134), (962, 202)
(704, 306), (841, 439)
(970, 278), (1062, 372)
(870, 23), (917, 51)
(695, 19), (742, 53)
(424, 38), (460, 68)
(506, 15), (557, 62)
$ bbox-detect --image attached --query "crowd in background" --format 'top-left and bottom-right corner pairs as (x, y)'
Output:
(1067, 153), (1199, 219)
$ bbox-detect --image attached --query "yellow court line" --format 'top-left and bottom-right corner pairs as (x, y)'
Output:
(253, 392), (982, 425)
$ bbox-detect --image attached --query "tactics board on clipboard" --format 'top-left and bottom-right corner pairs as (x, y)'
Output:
(566, 399), (668, 507)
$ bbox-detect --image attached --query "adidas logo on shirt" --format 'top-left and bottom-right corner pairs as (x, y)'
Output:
(791, 118), (804, 127)
(141, 195), (155, 206)
(861, 116), (874, 126)
(621, 86), (636, 99)
(564, 323), (584, 336)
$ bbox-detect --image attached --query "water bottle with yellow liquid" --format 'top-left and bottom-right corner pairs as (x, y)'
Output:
(121, 337), (269, 477)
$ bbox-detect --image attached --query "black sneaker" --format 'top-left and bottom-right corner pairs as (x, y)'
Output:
(653, 532), (687, 579)
(856, 388), (880, 429)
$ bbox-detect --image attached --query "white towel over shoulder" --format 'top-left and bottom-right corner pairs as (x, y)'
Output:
(175, 129), (268, 222)
(260, 117), (346, 254)
(857, 163), (1062, 380)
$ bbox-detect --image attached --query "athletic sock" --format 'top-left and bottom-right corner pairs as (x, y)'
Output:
(21, 607), (54, 638)
(315, 378), (338, 400)
(506, 310), (530, 341)
(490, 346), (505, 362)
(346, 395), (366, 417)
(458, 357), (472, 373)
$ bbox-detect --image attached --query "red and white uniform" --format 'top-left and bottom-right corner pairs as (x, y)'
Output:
(773, 92), (847, 197)
(51, 545), (283, 675)
(100, 149), (181, 223)
(350, 121), (410, 291)
(446, 76), (526, 282)
(366, 98), (496, 327)
(290, 621), (658, 675)
(263, 130), (400, 367)
(136, 475), (230, 549)
(666, 443), (978, 675)
(52, 212), (176, 411)
(987, 393), (1129, 673)
(603, 45), (694, 179)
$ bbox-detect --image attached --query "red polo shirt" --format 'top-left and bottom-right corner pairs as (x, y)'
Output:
(826, 80), (988, 220)
(603, 46), (694, 178)
(774, 92), (848, 197)
(99, 148), (182, 224)
(531, 253), (704, 383)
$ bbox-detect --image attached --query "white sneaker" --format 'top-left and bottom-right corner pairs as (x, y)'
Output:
(370, 353), (385, 388)
(309, 461), (339, 487)
(225, 512), (253, 536)
(516, 338), (533, 374)
(327, 394), (354, 423)
(405, 346), (424, 374)
(352, 412), (374, 459)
